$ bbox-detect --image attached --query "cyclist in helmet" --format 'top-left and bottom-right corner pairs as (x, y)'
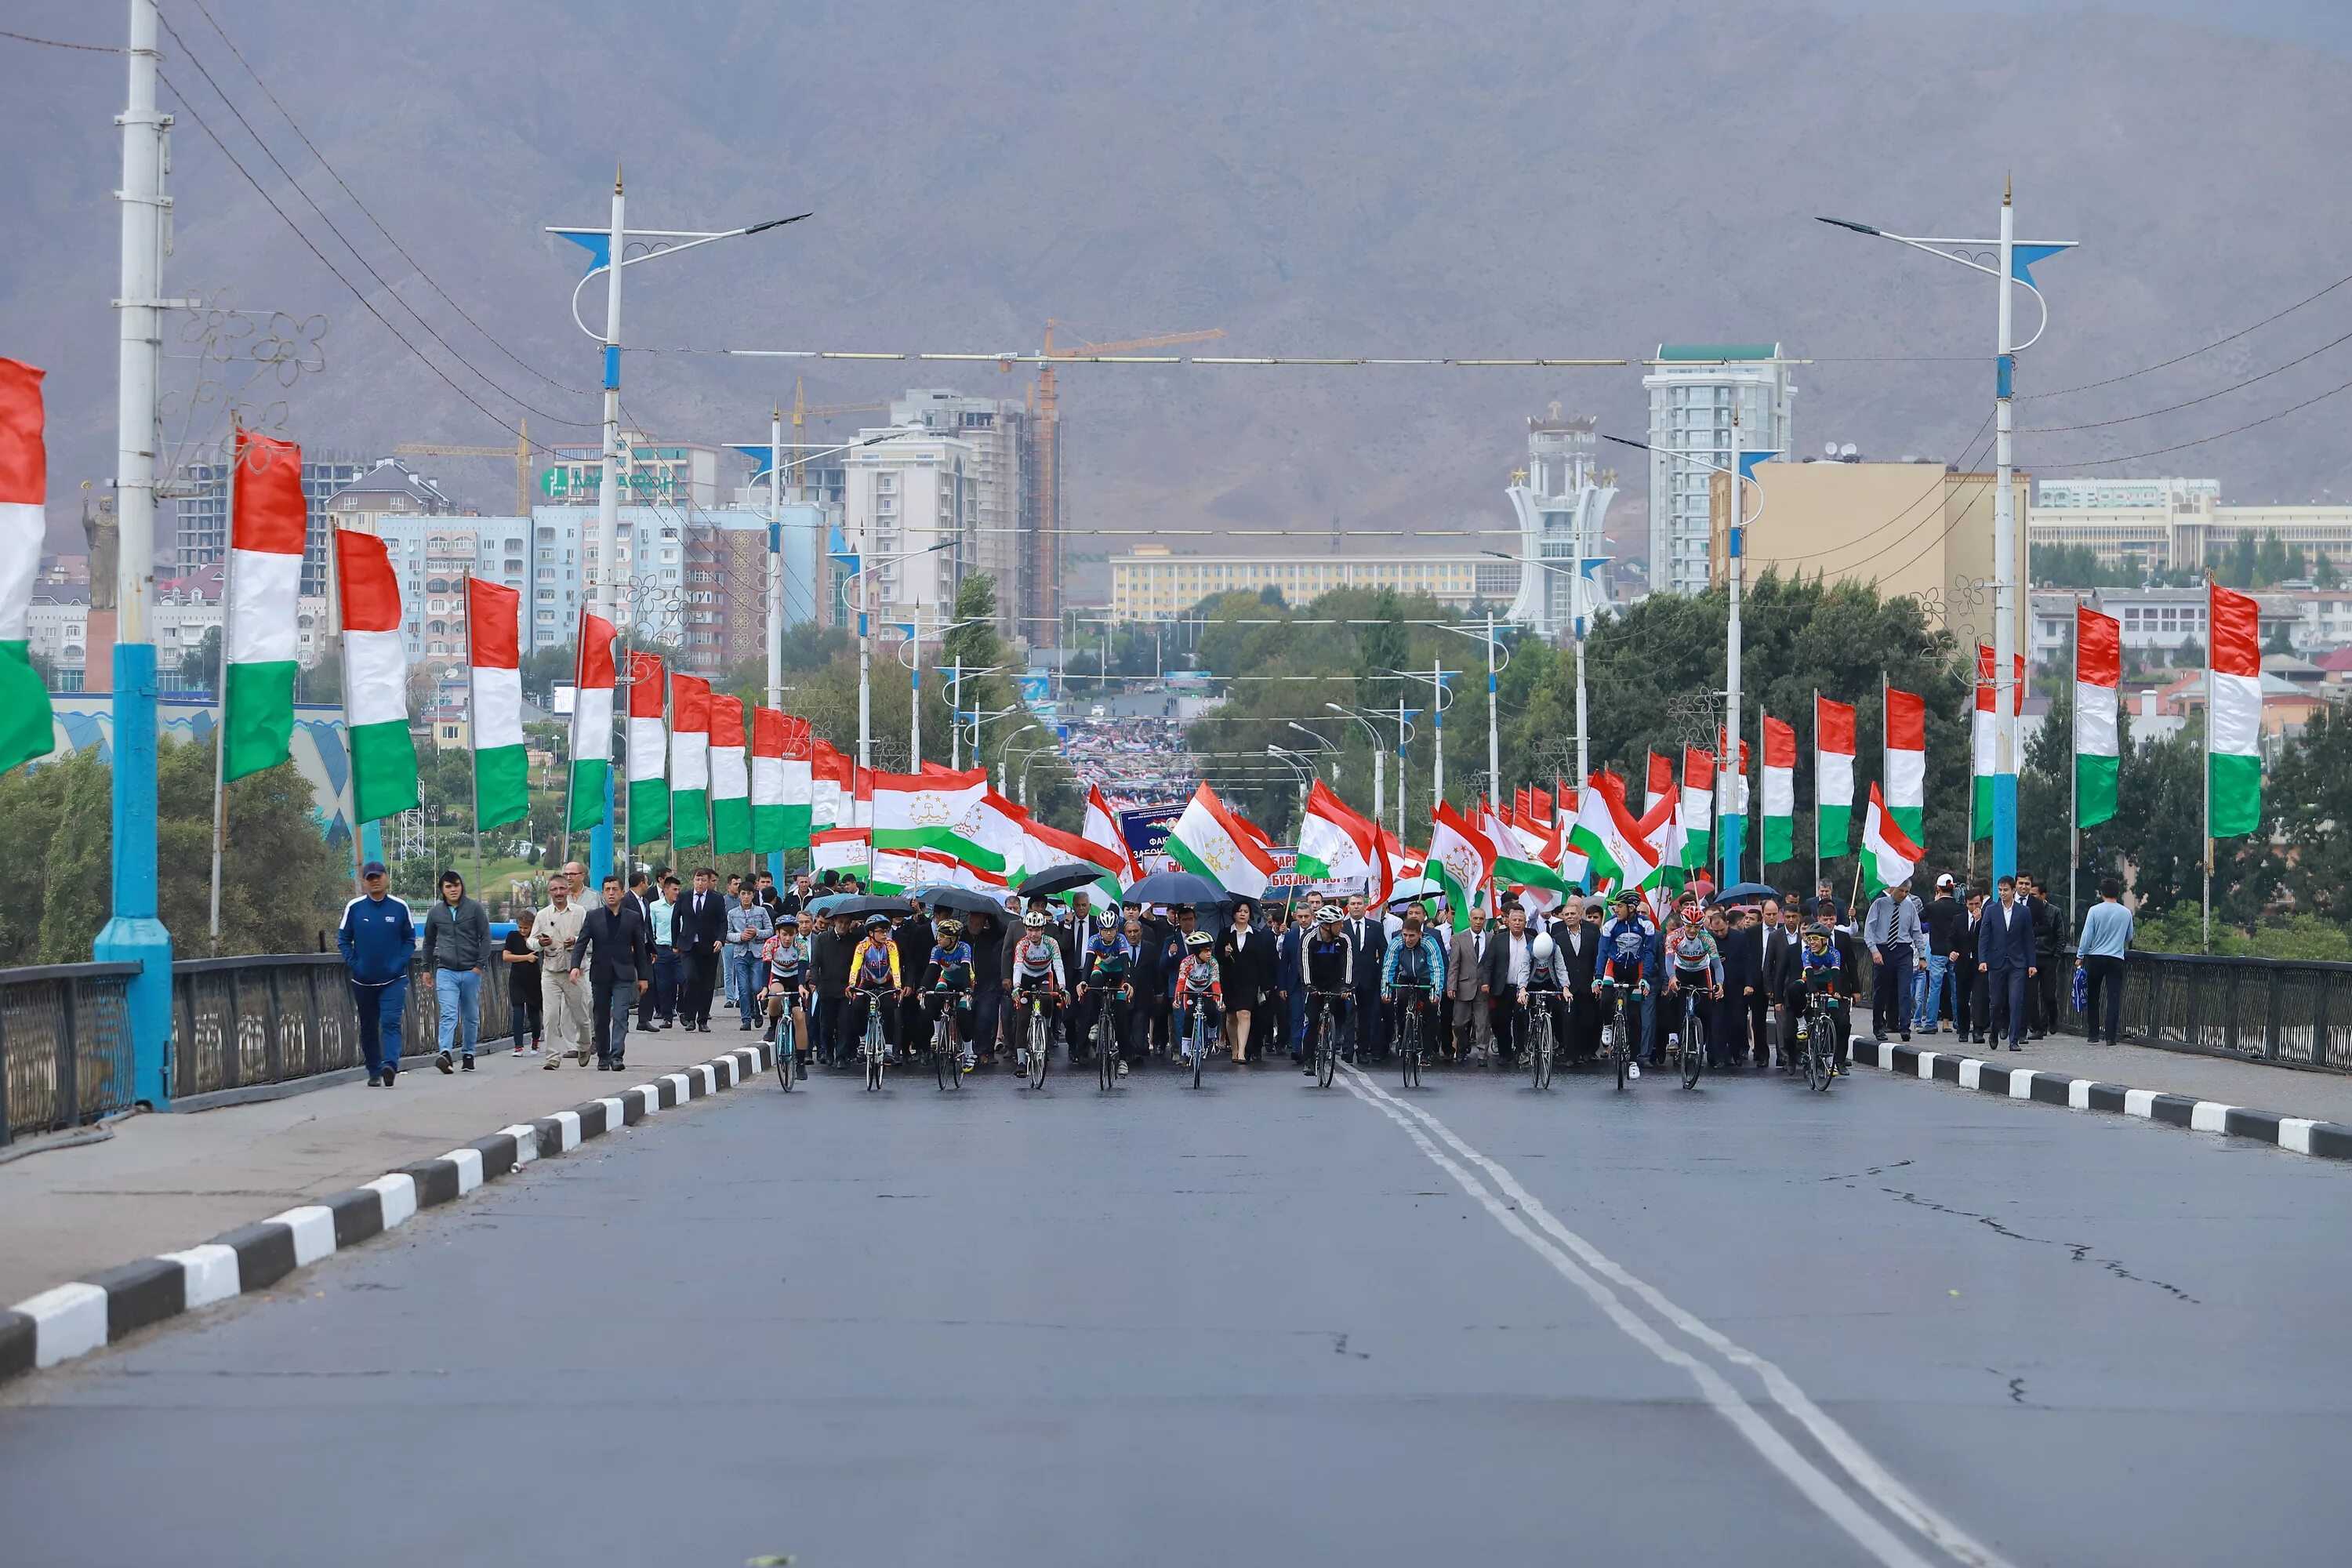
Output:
(760, 911), (810, 1079)
(1008, 909), (1067, 1078)
(1172, 928), (1222, 1069)
(919, 916), (978, 1072)
(1298, 903), (1356, 1074)
(1788, 920), (1854, 1076)
(847, 913), (902, 1063)
(1074, 906), (1135, 1078)
(1599, 887), (1659, 1076)
(1662, 895), (1724, 1065)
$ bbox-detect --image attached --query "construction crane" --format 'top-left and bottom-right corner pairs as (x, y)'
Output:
(1025, 322), (1224, 642)
(396, 418), (534, 517)
(775, 379), (891, 500)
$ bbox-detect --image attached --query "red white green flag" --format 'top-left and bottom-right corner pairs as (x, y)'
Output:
(1679, 748), (1715, 870)
(1970, 644), (2023, 838)
(468, 578), (528, 830)
(750, 706), (787, 854)
(567, 610), (616, 831)
(1862, 780), (1925, 892)
(1816, 695), (1857, 855)
(222, 429), (306, 781)
(1760, 715), (1797, 866)
(668, 673), (711, 850)
(335, 529), (418, 823)
(781, 715), (813, 851)
(0, 358), (56, 775)
(1166, 782), (1278, 898)
(2074, 606), (2120, 829)
(709, 695), (751, 854)
(624, 649), (666, 841)
(1425, 800), (1497, 933)
(1883, 685), (1926, 845)
(1083, 784), (1140, 886)
(2209, 583), (2263, 837)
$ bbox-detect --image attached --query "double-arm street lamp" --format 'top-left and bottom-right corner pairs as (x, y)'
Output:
(1818, 186), (2075, 880)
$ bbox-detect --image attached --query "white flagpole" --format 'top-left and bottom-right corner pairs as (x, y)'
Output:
(208, 426), (238, 948)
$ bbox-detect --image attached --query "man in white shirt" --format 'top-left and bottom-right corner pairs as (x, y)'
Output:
(533, 873), (590, 1065)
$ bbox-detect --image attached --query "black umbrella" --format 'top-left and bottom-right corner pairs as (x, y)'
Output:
(1123, 869), (1229, 906)
(1018, 862), (1116, 898)
(915, 885), (1006, 917)
(1715, 881), (1781, 905)
(822, 895), (914, 920)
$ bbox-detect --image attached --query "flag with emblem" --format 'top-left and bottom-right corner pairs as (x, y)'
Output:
(1569, 770), (1661, 894)
(1423, 801), (1496, 933)
(1166, 782), (1278, 899)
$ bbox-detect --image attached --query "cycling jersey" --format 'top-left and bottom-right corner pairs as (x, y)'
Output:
(762, 934), (808, 988)
(1174, 952), (1221, 1005)
(1665, 924), (1722, 986)
(1799, 944), (1844, 992)
(1081, 932), (1134, 985)
(1012, 933), (1066, 991)
(1599, 915), (1656, 985)
(1302, 931), (1355, 993)
(1381, 935), (1445, 996)
(924, 940), (975, 993)
(852, 936), (902, 991)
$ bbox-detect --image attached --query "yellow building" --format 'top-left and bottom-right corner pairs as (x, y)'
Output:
(1730, 461), (2029, 651)
(1109, 546), (1518, 619)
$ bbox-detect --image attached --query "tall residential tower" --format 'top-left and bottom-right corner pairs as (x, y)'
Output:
(1642, 345), (1798, 596)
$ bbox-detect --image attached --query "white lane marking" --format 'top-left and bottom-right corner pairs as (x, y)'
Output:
(268, 1205), (337, 1267)
(2281, 1118), (2318, 1154)
(1336, 1073), (1935, 1568)
(16, 1282), (109, 1367)
(158, 1244), (241, 1309)
(1341, 1065), (2013, 1568)
(362, 1174), (417, 1229)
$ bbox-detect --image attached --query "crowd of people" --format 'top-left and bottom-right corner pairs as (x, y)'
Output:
(331, 850), (2136, 1091)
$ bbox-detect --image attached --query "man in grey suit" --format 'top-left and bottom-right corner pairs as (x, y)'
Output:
(1448, 906), (1493, 1062)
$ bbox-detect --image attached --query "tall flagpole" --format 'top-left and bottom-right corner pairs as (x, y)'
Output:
(2068, 596), (2080, 938)
(561, 606), (582, 872)
(464, 568), (482, 895)
(1811, 686), (1821, 898)
(208, 423), (238, 948)
(619, 592), (633, 887)
(2202, 583), (2212, 953)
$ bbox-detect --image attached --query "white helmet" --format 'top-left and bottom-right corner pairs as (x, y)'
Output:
(1530, 932), (1556, 961)
(1023, 910), (1050, 928)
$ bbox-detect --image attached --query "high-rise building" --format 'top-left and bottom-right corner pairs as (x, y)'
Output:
(680, 503), (826, 677)
(1642, 345), (1798, 596)
(370, 515), (534, 666)
(840, 427), (978, 633)
(172, 449), (369, 594)
(1503, 412), (1618, 638)
(887, 389), (1034, 642)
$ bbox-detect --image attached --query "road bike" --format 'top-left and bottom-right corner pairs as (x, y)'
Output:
(1310, 990), (1345, 1089)
(1668, 974), (1709, 1090)
(771, 994), (797, 1092)
(1183, 1000), (1213, 1089)
(1526, 989), (1558, 1091)
(1394, 982), (1428, 1089)
(859, 988), (891, 1092)
(1599, 982), (1639, 1091)
(1018, 987), (1054, 1089)
(1093, 989), (1126, 1091)
(928, 991), (964, 1091)
(1799, 989), (1842, 1093)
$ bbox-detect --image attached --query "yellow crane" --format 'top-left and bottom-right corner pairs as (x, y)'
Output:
(1025, 322), (1224, 637)
(395, 418), (533, 517)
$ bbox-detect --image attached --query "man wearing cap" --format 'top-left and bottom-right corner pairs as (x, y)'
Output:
(337, 862), (416, 1086)
(1918, 872), (1967, 1036)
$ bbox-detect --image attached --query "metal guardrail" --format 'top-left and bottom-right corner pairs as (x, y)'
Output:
(0, 962), (143, 1145)
(172, 955), (514, 1098)
(2089, 950), (2352, 1073)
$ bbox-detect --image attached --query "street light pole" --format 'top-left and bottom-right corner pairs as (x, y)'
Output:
(1817, 194), (2074, 881)
(840, 539), (952, 774)
(97, 0), (179, 1107)
(1322, 704), (1385, 825)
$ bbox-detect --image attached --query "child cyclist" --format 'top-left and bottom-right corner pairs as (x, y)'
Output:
(760, 911), (810, 1080)
(919, 916), (978, 1072)
(1171, 929), (1221, 1069)
(1788, 921), (1852, 1077)
(847, 913), (902, 1065)
(1007, 909), (1067, 1078)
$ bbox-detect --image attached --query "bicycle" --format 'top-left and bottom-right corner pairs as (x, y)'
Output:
(1526, 989), (1558, 1091)
(1668, 975), (1709, 1090)
(1393, 982), (1428, 1089)
(771, 996), (797, 1092)
(929, 991), (964, 1091)
(1599, 982), (1639, 1091)
(1018, 986), (1054, 1090)
(1093, 989), (1126, 1091)
(1184, 1002), (1212, 1089)
(1310, 990), (1345, 1089)
(1799, 990), (1842, 1093)
(859, 988), (890, 1092)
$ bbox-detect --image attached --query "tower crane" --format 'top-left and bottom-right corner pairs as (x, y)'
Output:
(395, 418), (534, 517)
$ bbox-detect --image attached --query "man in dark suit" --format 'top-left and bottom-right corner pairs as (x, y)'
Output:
(1345, 894), (1388, 1062)
(1976, 875), (2038, 1051)
(676, 867), (730, 1033)
(571, 873), (653, 1070)
(1955, 887), (1990, 1043)
(1276, 904), (1307, 1063)
(1553, 898), (1604, 1060)
(1719, 906), (1765, 1068)
(1760, 898), (1804, 1067)
(1479, 903), (1534, 1066)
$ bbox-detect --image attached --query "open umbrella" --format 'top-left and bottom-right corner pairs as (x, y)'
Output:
(1715, 881), (1781, 905)
(823, 895), (914, 920)
(1386, 875), (1441, 904)
(1019, 862), (1116, 898)
(916, 885), (1004, 918)
(1123, 869), (1229, 906)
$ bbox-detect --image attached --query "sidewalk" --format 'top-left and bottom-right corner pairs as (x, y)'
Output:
(0, 1022), (775, 1308)
(1901, 1029), (2352, 1125)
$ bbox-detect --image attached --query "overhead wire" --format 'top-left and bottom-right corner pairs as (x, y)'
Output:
(157, 12), (595, 430)
(183, 0), (591, 398)
(2018, 318), (2352, 434)
(2021, 264), (2352, 401)
(0, 26), (121, 51)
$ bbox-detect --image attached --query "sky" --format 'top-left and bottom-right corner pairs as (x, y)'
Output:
(1827, 0), (2352, 55)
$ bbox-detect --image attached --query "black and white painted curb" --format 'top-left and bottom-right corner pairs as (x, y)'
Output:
(1852, 1036), (2352, 1162)
(0, 1044), (776, 1387)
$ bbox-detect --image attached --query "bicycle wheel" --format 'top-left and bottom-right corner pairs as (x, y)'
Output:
(1680, 1001), (1704, 1090)
(1316, 1004), (1338, 1088)
(1400, 1011), (1420, 1090)
(775, 1013), (793, 1091)
(1191, 1017), (1206, 1089)
(1098, 1008), (1116, 1091)
(1530, 1008), (1553, 1091)
(934, 1014), (953, 1091)
(1030, 1008), (1049, 1090)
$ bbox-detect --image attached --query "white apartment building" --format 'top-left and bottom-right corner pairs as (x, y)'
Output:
(840, 428), (977, 630)
(1109, 549), (1516, 619)
(371, 514), (536, 665)
(2028, 483), (2352, 575)
(888, 390), (1032, 638)
(2036, 477), (2220, 510)
(1642, 344), (1798, 597)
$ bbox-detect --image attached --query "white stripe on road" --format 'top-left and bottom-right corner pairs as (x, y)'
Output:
(1339, 1065), (2011, 1568)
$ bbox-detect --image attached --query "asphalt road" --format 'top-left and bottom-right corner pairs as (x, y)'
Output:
(5, 1052), (2350, 1566)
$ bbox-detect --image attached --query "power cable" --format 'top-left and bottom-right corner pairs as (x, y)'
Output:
(2030, 371), (2352, 470)
(2019, 319), (2352, 434)
(158, 12), (593, 429)
(2022, 265), (2352, 401)
(184, 0), (592, 398)
(0, 26), (120, 51)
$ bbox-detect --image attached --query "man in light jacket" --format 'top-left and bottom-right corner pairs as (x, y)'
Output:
(1863, 879), (1924, 1043)
(534, 872), (590, 1066)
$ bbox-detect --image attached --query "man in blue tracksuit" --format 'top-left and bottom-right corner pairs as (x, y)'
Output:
(338, 861), (417, 1086)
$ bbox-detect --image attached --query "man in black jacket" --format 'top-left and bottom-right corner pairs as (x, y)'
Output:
(676, 867), (730, 1032)
(1761, 898), (1805, 1066)
(2024, 873), (2064, 1038)
(1919, 874), (1968, 1036)
(571, 873), (653, 1069)
(1343, 895), (1388, 1062)
(808, 912), (858, 1066)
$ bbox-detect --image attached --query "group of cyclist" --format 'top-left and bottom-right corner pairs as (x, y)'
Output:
(747, 876), (1864, 1088)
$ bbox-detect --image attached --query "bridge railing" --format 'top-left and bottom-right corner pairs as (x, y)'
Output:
(2, 953), (520, 1142)
(2089, 950), (2352, 1073)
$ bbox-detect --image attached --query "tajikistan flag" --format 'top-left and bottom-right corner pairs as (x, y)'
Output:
(782, 716), (813, 851)
(1970, 644), (2022, 839)
(1023, 815), (1124, 906)
(1759, 714), (1796, 866)
(468, 578), (528, 829)
(1883, 685), (1926, 844)
(668, 673), (711, 850)
(335, 529), (419, 822)
(1861, 780), (1924, 893)
(871, 766), (1000, 881)
(750, 706), (786, 854)
(812, 740), (852, 829)
(0, 358), (56, 775)
(2074, 605), (2121, 829)
(567, 610), (616, 830)
(1294, 779), (1378, 888)
(1679, 748), (1714, 871)
(710, 695), (751, 854)
(811, 826), (870, 875)
(625, 648), (666, 841)
(1568, 770), (1661, 894)
(1083, 784), (1140, 885)
(221, 430), (305, 781)
(2209, 583), (2263, 838)
(1424, 802), (1495, 934)
(1816, 695), (1857, 855)
(1166, 782), (1277, 899)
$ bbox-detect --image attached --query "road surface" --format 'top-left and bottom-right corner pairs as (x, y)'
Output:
(5, 1055), (2347, 1566)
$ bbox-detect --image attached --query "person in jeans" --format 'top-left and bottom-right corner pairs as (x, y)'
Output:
(502, 910), (543, 1058)
(1863, 879), (1923, 1043)
(648, 872), (682, 1027)
(2074, 878), (2134, 1045)
(423, 870), (492, 1073)
(337, 861), (415, 1087)
(1916, 873), (1965, 1036)
(572, 873), (653, 1069)
(725, 883), (775, 1029)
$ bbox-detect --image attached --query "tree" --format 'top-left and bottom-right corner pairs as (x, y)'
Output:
(2262, 706), (2352, 925)
(180, 624), (223, 689)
